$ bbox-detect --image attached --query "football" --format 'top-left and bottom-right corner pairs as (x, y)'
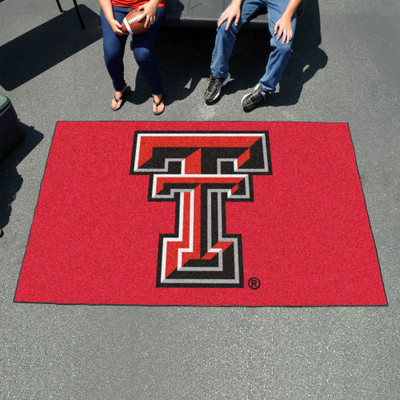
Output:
(121, 9), (154, 35)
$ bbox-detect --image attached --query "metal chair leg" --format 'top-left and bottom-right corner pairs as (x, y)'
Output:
(56, 0), (63, 13)
(72, 0), (85, 29)
(56, 0), (85, 29)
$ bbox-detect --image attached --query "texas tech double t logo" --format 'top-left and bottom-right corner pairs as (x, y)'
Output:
(131, 132), (271, 287)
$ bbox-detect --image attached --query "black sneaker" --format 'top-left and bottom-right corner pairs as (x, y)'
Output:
(204, 73), (231, 103)
(241, 84), (269, 112)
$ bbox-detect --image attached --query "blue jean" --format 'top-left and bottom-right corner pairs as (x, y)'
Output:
(210, 0), (297, 93)
(100, 6), (165, 94)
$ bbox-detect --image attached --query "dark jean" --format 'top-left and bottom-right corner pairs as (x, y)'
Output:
(100, 5), (165, 94)
(211, 0), (297, 94)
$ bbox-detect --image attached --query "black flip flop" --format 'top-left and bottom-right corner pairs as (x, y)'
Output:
(152, 94), (165, 115)
(111, 86), (131, 111)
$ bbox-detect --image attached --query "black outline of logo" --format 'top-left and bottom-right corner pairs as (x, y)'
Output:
(131, 131), (272, 288)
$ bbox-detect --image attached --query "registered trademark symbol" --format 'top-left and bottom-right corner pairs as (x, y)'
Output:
(248, 277), (261, 290)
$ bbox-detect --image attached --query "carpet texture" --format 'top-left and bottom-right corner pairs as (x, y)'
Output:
(14, 121), (387, 306)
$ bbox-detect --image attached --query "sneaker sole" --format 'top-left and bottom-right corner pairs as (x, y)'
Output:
(206, 73), (231, 103)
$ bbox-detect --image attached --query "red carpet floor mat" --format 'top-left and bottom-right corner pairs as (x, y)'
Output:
(14, 121), (387, 306)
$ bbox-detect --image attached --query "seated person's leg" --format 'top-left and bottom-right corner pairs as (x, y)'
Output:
(206, 0), (267, 103)
(259, 0), (297, 93)
(241, 0), (298, 111)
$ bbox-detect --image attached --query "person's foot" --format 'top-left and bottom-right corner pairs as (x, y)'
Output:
(152, 93), (165, 115)
(204, 73), (231, 103)
(111, 85), (131, 111)
(241, 84), (269, 112)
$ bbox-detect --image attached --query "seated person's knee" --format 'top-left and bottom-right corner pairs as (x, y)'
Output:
(273, 39), (293, 56)
(133, 47), (151, 64)
(217, 20), (240, 35)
